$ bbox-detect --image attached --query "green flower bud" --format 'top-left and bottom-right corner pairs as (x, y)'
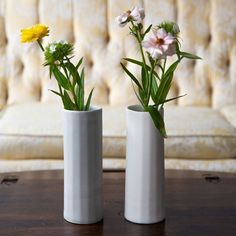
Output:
(44, 41), (74, 65)
(157, 21), (180, 36)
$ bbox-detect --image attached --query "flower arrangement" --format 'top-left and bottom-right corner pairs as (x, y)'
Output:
(20, 24), (93, 111)
(117, 7), (201, 137)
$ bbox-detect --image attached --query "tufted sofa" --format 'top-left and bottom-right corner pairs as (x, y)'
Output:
(0, 0), (236, 172)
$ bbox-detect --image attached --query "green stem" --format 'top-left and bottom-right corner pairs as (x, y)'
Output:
(147, 60), (157, 105)
(131, 21), (149, 109)
(37, 40), (44, 51)
(60, 62), (79, 109)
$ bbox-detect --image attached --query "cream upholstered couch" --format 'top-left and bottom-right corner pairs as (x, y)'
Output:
(0, 0), (236, 172)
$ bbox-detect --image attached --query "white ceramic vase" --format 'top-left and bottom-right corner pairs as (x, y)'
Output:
(125, 105), (165, 224)
(63, 106), (103, 224)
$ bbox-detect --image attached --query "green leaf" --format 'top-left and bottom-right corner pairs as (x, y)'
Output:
(124, 58), (144, 67)
(175, 43), (181, 60)
(120, 62), (142, 90)
(63, 91), (76, 110)
(76, 57), (83, 70)
(141, 66), (146, 90)
(131, 81), (144, 107)
(123, 58), (160, 80)
(49, 66), (53, 78)
(147, 106), (167, 138)
(49, 89), (61, 97)
(159, 94), (187, 104)
(138, 86), (145, 101)
(77, 68), (84, 110)
(180, 51), (202, 60)
(159, 71), (174, 103)
(165, 60), (179, 77)
(66, 61), (80, 87)
(85, 88), (94, 111)
(143, 24), (152, 37)
(151, 75), (158, 102)
(52, 66), (71, 90)
(154, 60), (179, 105)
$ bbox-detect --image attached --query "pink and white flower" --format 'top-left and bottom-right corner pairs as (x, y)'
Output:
(116, 6), (145, 27)
(142, 28), (176, 59)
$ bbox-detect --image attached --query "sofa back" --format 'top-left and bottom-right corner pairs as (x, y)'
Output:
(0, 0), (236, 109)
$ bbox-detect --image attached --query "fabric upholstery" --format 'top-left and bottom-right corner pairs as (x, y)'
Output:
(0, 1), (236, 172)
(221, 105), (236, 128)
(0, 103), (235, 160)
(0, 0), (236, 109)
(2, 159), (236, 173)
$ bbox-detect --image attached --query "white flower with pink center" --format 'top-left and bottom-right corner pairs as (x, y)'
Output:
(142, 28), (176, 59)
(116, 6), (145, 27)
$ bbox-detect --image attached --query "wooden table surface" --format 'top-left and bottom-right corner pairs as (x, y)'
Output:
(0, 170), (236, 236)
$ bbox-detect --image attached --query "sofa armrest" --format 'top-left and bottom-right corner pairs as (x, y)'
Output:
(221, 105), (236, 128)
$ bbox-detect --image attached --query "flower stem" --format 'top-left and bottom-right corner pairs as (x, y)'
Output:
(37, 40), (45, 51)
(162, 58), (167, 77)
(60, 62), (79, 109)
(131, 21), (149, 108)
(147, 60), (157, 105)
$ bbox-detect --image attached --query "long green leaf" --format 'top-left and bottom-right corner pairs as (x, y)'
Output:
(159, 94), (187, 105)
(159, 72), (174, 103)
(52, 66), (71, 90)
(147, 106), (167, 138)
(123, 58), (160, 80)
(151, 74), (158, 102)
(85, 88), (94, 111)
(49, 66), (53, 78)
(66, 61), (81, 87)
(77, 68), (84, 110)
(141, 66), (146, 90)
(154, 60), (179, 104)
(76, 57), (83, 70)
(180, 52), (202, 60)
(120, 62), (142, 90)
(131, 81), (144, 107)
(63, 91), (76, 110)
(143, 24), (152, 37)
(49, 89), (61, 97)
(138, 86), (145, 102)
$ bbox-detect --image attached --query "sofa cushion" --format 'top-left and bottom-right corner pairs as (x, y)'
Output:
(2, 158), (236, 173)
(221, 105), (236, 128)
(0, 103), (236, 160)
(165, 106), (236, 158)
(0, 103), (63, 159)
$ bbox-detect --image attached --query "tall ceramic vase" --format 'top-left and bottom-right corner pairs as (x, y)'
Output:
(125, 105), (165, 224)
(63, 106), (103, 224)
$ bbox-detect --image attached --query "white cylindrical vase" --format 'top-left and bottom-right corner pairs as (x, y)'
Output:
(63, 106), (103, 224)
(125, 105), (165, 224)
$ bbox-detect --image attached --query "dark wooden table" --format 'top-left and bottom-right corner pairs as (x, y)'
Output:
(0, 170), (236, 236)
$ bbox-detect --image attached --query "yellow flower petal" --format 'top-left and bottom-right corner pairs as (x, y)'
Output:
(20, 24), (49, 43)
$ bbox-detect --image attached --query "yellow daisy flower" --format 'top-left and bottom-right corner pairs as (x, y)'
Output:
(20, 24), (49, 43)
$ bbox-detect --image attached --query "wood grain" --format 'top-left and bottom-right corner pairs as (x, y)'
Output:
(0, 170), (236, 236)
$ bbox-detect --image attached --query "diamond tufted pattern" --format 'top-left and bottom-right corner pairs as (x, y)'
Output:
(0, 0), (235, 109)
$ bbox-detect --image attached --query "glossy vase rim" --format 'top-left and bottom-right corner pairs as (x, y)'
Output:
(64, 105), (102, 114)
